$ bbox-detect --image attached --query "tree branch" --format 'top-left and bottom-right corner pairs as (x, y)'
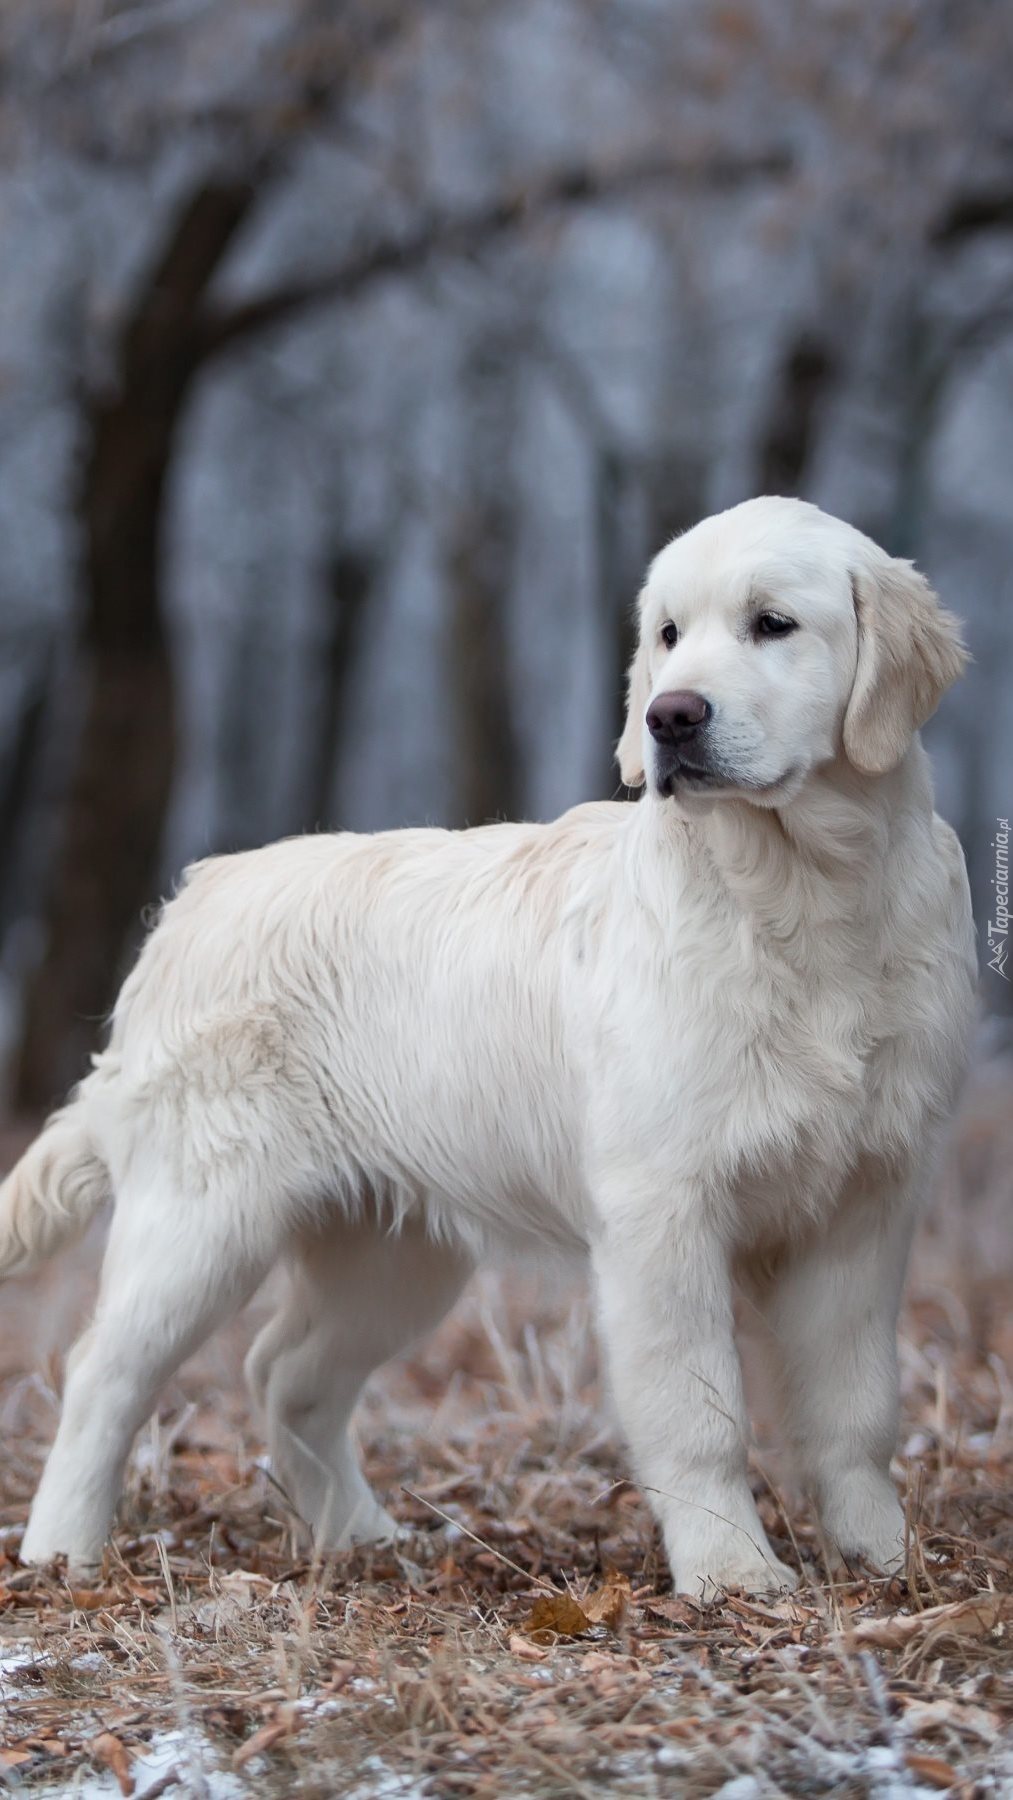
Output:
(931, 188), (1013, 246)
(197, 144), (793, 359)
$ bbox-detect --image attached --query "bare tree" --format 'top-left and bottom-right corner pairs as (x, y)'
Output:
(8, 0), (1013, 1101)
(12, 127), (791, 1106)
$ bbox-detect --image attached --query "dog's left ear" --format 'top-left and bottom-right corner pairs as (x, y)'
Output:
(842, 553), (968, 776)
(616, 611), (651, 788)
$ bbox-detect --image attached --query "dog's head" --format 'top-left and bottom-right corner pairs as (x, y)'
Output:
(617, 497), (967, 807)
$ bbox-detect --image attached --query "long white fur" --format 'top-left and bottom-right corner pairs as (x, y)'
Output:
(1, 497), (977, 1595)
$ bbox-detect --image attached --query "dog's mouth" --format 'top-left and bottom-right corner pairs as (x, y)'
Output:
(655, 757), (726, 796)
(655, 758), (799, 802)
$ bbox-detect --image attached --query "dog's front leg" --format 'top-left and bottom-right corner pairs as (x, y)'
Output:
(758, 1183), (916, 1576)
(591, 1181), (795, 1598)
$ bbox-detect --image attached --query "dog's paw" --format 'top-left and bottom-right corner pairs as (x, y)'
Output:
(822, 1471), (906, 1576)
(341, 1503), (402, 1549)
(830, 1534), (906, 1578)
(673, 1549), (798, 1601)
(19, 1527), (102, 1577)
(308, 1499), (403, 1555)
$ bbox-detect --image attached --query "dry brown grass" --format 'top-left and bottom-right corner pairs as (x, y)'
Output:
(1, 1060), (1011, 1799)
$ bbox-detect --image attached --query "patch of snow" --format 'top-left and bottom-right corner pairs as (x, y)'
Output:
(23, 1729), (251, 1800)
(655, 1745), (691, 1772)
(132, 1528), (179, 1550)
(294, 1692), (343, 1719)
(0, 1639), (47, 1684)
(902, 1430), (933, 1458)
(349, 1675), (396, 1706)
(342, 1757), (430, 1800)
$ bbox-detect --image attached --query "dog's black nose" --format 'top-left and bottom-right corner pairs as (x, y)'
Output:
(646, 690), (712, 745)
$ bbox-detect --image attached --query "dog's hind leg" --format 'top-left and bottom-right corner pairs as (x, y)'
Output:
(21, 1165), (278, 1572)
(246, 1212), (473, 1552)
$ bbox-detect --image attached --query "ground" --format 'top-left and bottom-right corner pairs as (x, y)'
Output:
(0, 1060), (1010, 1799)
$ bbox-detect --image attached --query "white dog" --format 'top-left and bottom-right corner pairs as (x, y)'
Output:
(0, 497), (976, 1595)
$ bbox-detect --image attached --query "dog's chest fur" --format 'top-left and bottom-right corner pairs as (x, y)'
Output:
(581, 789), (975, 1253)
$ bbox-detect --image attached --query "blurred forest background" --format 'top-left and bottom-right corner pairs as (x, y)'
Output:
(1, 16), (1011, 1790)
(1, 0), (1012, 1116)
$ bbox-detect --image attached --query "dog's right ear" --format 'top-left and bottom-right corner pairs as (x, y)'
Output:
(616, 603), (651, 789)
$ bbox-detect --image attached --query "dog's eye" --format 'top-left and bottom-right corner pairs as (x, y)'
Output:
(754, 612), (798, 639)
(659, 621), (679, 649)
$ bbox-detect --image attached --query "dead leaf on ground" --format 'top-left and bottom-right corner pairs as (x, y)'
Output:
(900, 1697), (1000, 1742)
(0, 1748), (34, 1770)
(69, 1587), (111, 1612)
(522, 1571), (633, 1644)
(583, 1569), (632, 1631)
(1, 1738), (67, 1767)
(644, 1596), (704, 1629)
(91, 1730), (134, 1796)
(524, 1591), (591, 1642)
(232, 1710), (295, 1769)
(845, 1592), (1011, 1650)
(727, 1593), (809, 1631)
(904, 1752), (959, 1789)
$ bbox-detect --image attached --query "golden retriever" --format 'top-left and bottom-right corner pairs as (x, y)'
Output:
(0, 496), (976, 1595)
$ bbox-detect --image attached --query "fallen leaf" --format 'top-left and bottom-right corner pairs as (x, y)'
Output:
(509, 1633), (549, 1661)
(215, 1570), (271, 1608)
(524, 1592), (591, 1643)
(125, 1581), (162, 1605)
(901, 1698), (999, 1743)
(70, 1588), (110, 1611)
(658, 1718), (705, 1741)
(0, 1749), (34, 1770)
(1, 1739), (67, 1766)
(845, 1592), (1011, 1650)
(578, 1649), (614, 1671)
(583, 1569), (632, 1631)
(233, 1711), (295, 1769)
(728, 1594), (809, 1630)
(645, 1596), (703, 1629)
(522, 1571), (632, 1643)
(92, 1731), (134, 1796)
(904, 1752), (959, 1789)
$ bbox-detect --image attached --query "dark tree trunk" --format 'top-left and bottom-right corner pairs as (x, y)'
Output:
(0, 648), (55, 939)
(597, 448), (707, 798)
(758, 333), (836, 498)
(447, 346), (522, 827)
(594, 447), (648, 795)
(14, 182), (257, 1110)
(448, 515), (522, 828)
(308, 548), (376, 828)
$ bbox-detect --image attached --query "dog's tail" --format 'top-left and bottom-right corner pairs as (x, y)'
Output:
(0, 1095), (110, 1278)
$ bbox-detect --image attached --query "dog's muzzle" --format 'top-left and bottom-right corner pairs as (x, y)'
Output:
(646, 690), (723, 794)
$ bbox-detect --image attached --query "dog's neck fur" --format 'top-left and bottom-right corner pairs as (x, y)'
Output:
(636, 741), (933, 947)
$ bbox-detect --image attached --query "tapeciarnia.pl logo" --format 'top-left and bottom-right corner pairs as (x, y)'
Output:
(987, 816), (1009, 981)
